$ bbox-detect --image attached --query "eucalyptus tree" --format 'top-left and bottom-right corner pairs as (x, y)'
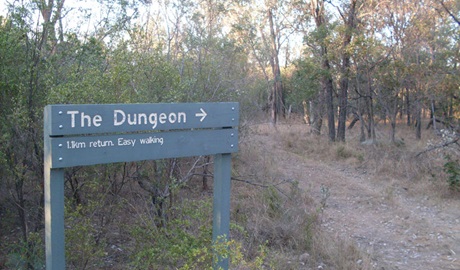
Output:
(308, 0), (336, 140)
(352, 0), (415, 142)
(402, 0), (445, 139)
(3, 0), (67, 228)
(0, 0), (146, 267)
(190, 0), (245, 101)
(229, 5), (273, 113)
(145, 0), (248, 103)
(0, 1), (69, 267)
(263, 0), (297, 124)
(292, 0), (357, 141)
(428, 0), (460, 131)
(370, 0), (460, 141)
(349, 3), (391, 143)
(334, 0), (359, 142)
(295, 0), (458, 143)
(229, 0), (301, 125)
(0, 13), (34, 252)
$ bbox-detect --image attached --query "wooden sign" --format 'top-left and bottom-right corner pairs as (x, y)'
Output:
(45, 102), (238, 135)
(44, 102), (239, 270)
(49, 129), (238, 168)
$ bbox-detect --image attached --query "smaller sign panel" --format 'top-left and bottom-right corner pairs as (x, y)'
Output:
(47, 129), (238, 168)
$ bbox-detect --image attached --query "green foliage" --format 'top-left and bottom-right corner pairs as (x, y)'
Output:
(65, 204), (106, 269)
(263, 186), (282, 218)
(336, 145), (353, 159)
(129, 198), (266, 269)
(129, 198), (213, 268)
(0, 12), (49, 270)
(179, 233), (267, 270)
(443, 155), (460, 190)
(5, 232), (44, 270)
(311, 18), (339, 42)
(1, 0), (459, 269)
(285, 58), (321, 108)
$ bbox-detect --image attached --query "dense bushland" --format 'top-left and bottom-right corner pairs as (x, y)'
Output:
(1, 0), (459, 269)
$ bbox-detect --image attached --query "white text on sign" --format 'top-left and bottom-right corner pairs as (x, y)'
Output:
(66, 110), (189, 129)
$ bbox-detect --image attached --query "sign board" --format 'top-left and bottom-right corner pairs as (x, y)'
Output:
(45, 102), (238, 136)
(48, 129), (237, 168)
(44, 102), (239, 270)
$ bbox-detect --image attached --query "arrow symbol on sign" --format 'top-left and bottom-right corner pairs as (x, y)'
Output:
(195, 108), (207, 122)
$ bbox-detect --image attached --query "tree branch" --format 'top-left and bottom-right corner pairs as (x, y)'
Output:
(231, 177), (293, 197)
(436, 0), (460, 26)
(415, 137), (460, 157)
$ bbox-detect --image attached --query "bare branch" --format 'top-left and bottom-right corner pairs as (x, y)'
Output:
(415, 137), (460, 157)
(436, 0), (460, 26)
(231, 177), (293, 197)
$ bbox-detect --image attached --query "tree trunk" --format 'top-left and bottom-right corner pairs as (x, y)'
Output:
(337, 0), (357, 142)
(431, 99), (437, 131)
(347, 114), (359, 130)
(202, 155), (210, 191)
(390, 118), (396, 143)
(369, 96), (376, 141)
(359, 112), (366, 142)
(323, 57), (336, 142)
(415, 102), (422, 140)
(406, 88), (411, 126)
(390, 98), (398, 143)
(310, 0), (335, 141)
(268, 8), (285, 125)
(366, 69), (376, 142)
(337, 70), (348, 142)
(302, 100), (311, 125)
(310, 98), (323, 135)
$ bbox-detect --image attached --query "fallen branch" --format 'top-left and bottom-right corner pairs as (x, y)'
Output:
(415, 137), (460, 157)
(231, 177), (292, 188)
(192, 173), (294, 197)
(231, 177), (294, 197)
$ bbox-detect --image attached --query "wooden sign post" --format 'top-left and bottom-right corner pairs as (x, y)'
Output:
(44, 102), (239, 270)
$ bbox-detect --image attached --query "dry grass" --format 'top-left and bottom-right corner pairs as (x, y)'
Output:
(357, 122), (457, 198)
(232, 178), (376, 269)
(309, 231), (373, 270)
(233, 120), (375, 269)
(272, 118), (456, 197)
(232, 115), (457, 269)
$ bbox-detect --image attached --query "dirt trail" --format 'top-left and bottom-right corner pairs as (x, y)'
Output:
(250, 124), (460, 270)
(301, 160), (460, 270)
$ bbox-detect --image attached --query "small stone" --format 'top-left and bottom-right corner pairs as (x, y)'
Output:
(299, 253), (310, 263)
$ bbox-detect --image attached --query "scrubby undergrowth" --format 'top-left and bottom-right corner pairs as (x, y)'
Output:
(1, 116), (457, 269)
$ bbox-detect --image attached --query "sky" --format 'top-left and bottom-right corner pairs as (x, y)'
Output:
(0, 0), (304, 65)
(0, 0), (106, 32)
(0, 0), (7, 17)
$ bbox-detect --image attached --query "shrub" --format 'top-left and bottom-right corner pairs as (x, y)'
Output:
(5, 232), (44, 270)
(129, 198), (265, 269)
(65, 204), (106, 270)
(443, 155), (460, 190)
